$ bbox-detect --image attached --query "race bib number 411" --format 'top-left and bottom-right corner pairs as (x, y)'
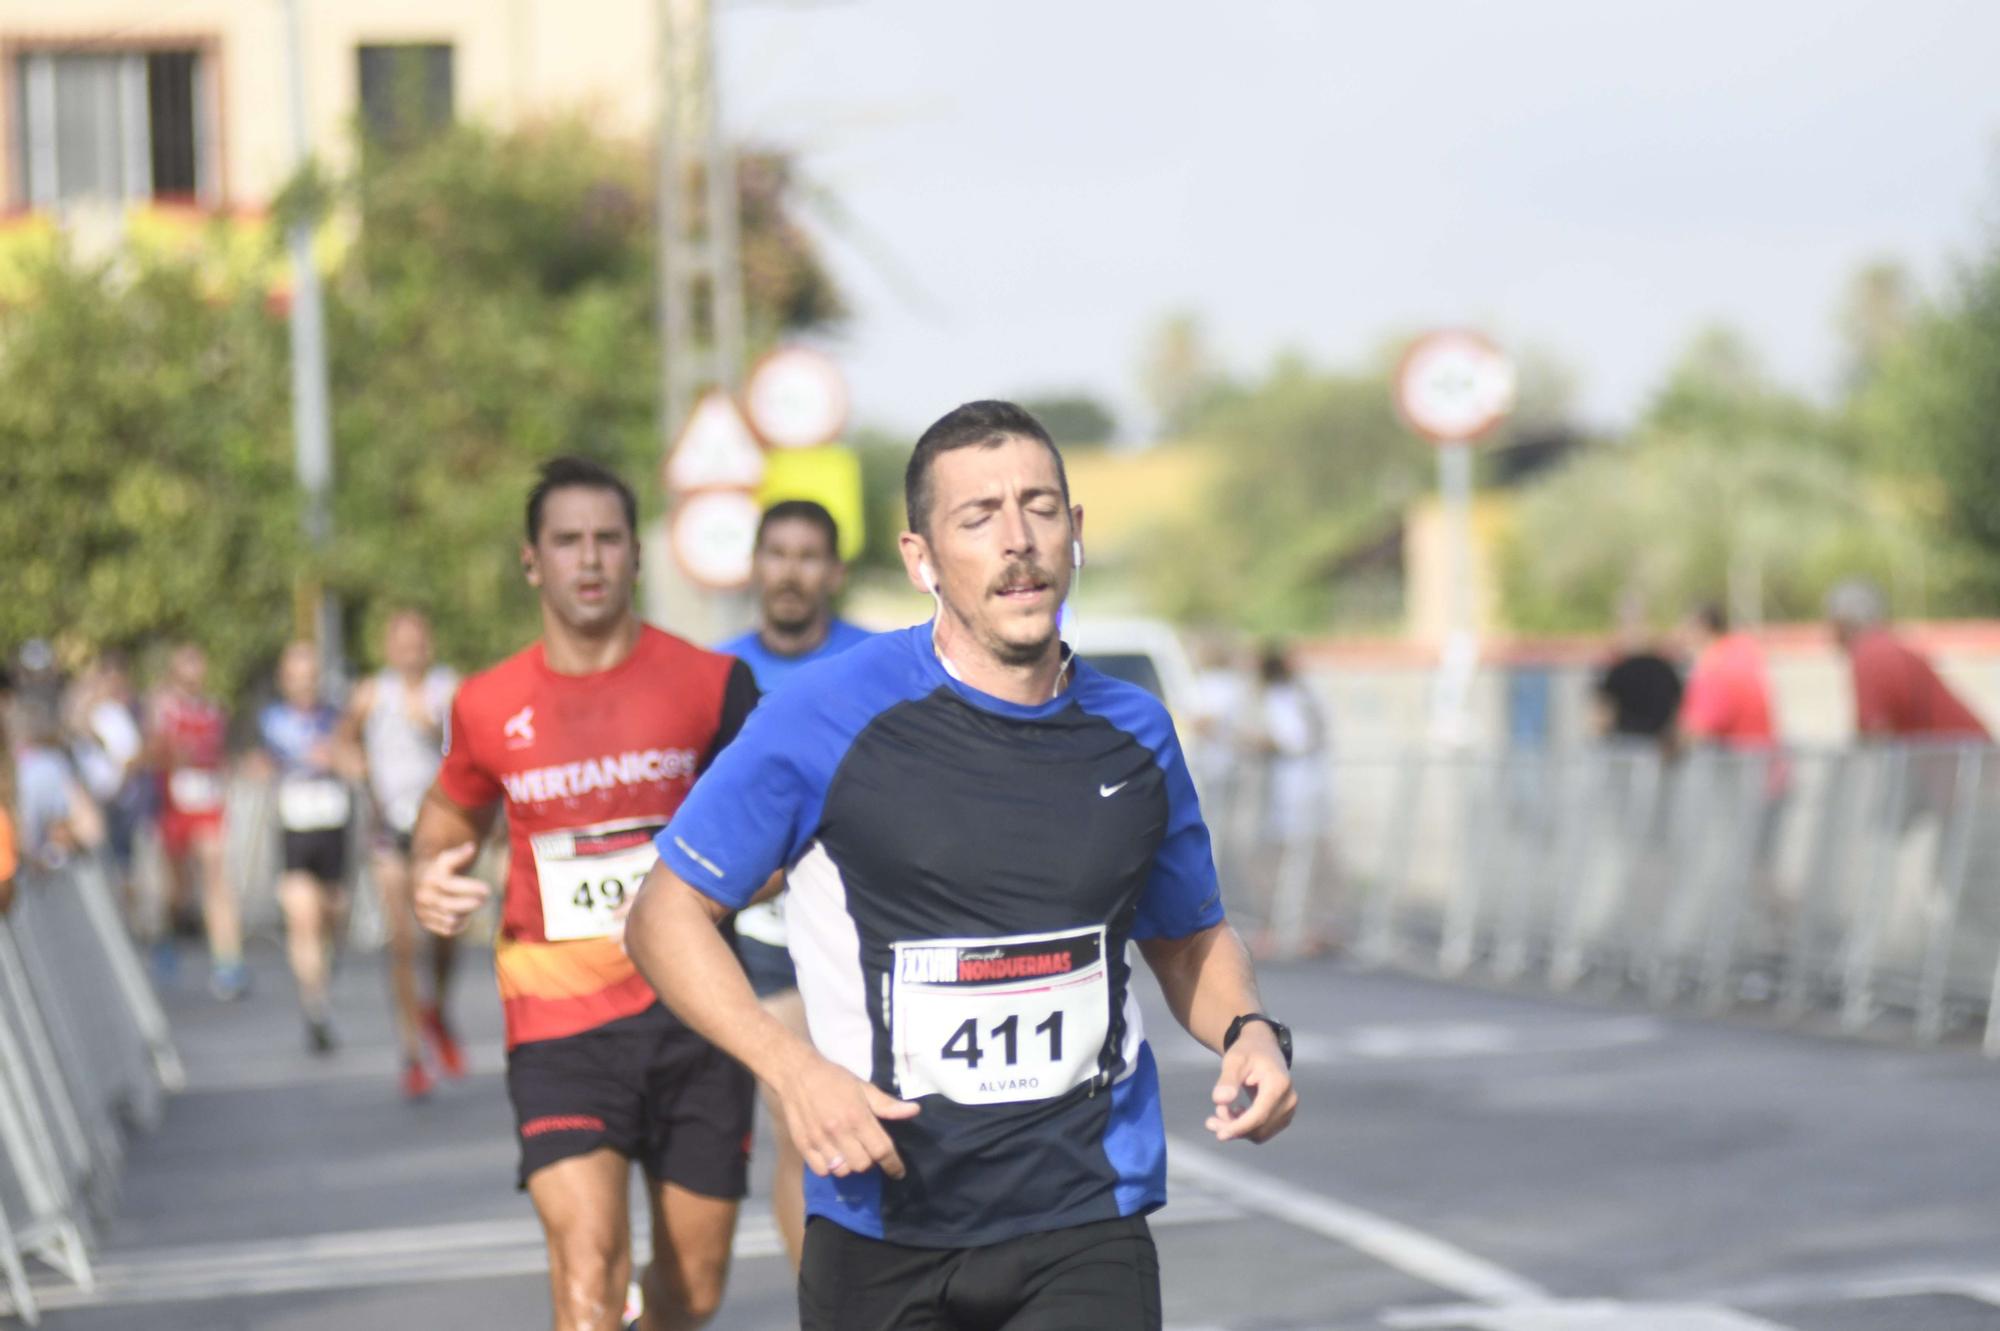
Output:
(531, 819), (664, 942)
(890, 926), (1111, 1106)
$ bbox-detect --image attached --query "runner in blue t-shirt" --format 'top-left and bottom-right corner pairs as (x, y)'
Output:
(715, 499), (873, 1271)
(629, 402), (1297, 1331)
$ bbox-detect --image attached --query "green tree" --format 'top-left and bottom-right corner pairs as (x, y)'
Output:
(1495, 435), (1939, 633)
(0, 116), (844, 692)
(0, 258), (298, 697)
(1858, 238), (2000, 598)
(1139, 350), (1430, 633)
(1643, 324), (1834, 451)
(1017, 392), (1117, 446)
(1136, 310), (1219, 439)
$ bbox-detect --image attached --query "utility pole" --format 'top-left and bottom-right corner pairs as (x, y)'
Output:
(651, 0), (751, 640)
(280, 0), (340, 671)
(656, 0), (747, 431)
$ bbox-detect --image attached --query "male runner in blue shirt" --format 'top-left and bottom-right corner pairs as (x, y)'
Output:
(629, 401), (1297, 1331)
(715, 499), (872, 1271)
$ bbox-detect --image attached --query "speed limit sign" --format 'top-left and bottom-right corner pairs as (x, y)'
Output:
(1395, 331), (1516, 444)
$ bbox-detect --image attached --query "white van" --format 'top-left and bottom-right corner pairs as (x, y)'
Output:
(1063, 615), (1199, 723)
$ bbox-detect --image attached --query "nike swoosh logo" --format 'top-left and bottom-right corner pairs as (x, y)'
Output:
(1099, 781), (1129, 798)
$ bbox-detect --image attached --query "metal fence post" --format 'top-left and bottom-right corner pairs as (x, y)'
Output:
(1918, 746), (1982, 1043)
(1440, 754), (1493, 975)
(1697, 751), (1773, 1014)
(70, 856), (187, 1100)
(1841, 747), (1910, 1032)
(1782, 750), (1850, 1020)
(0, 1189), (41, 1325)
(1359, 751), (1425, 963)
(0, 923), (95, 1296)
(0, 919), (98, 1205)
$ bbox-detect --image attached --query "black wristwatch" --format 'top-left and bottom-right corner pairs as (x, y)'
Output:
(1223, 1013), (1292, 1068)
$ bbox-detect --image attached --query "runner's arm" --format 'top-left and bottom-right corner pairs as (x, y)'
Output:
(1140, 922), (1298, 1144)
(410, 784), (498, 937)
(1138, 921), (1262, 1054)
(332, 678), (374, 784)
(627, 862), (919, 1178)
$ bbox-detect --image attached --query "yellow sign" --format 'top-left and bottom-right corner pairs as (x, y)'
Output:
(757, 445), (865, 563)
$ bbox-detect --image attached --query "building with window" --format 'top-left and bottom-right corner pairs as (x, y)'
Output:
(0, 1), (659, 215)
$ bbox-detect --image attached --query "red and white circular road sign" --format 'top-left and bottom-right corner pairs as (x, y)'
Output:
(670, 489), (762, 591)
(745, 346), (849, 451)
(1395, 331), (1516, 444)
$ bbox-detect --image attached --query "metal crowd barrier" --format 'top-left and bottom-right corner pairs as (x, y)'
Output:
(0, 856), (184, 1325)
(1210, 740), (2000, 1053)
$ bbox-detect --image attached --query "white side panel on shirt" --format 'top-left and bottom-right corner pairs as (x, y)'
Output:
(1117, 949), (1148, 1083)
(785, 841), (873, 1082)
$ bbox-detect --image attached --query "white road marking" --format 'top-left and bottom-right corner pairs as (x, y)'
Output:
(1152, 1018), (1663, 1070)
(1816, 1271), (2000, 1309)
(1382, 1300), (1796, 1330)
(1165, 1136), (1547, 1305)
(6, 1185), (1246, 1313)
(1688, 1264), (2000, 1311)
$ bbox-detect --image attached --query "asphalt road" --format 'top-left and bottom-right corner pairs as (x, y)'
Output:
(11, 941), (2000, 1330)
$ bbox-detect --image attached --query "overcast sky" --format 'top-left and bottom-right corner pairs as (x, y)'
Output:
(717, 0), (2000, 440)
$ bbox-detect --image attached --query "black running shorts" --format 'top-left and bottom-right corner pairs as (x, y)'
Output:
(735, 935), (798, 999)
(280, 828), (349, 885)
(505, 1005), (754, 1197)
(798, 1214), (1161, 1331)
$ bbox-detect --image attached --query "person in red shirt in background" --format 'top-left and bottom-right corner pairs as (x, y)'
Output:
(1677, 602), (1790, 926)
(1678, 602), (1779, 750)
(146, 642), (247, 1000)
(1827, 580), (1991, 741)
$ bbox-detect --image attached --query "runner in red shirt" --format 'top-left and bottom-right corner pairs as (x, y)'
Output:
(1828, 580), (1991, 740)
(412, 458), (759, 1331)
(145, 642), (247, 1000)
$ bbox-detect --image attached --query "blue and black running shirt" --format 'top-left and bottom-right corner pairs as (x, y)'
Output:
(655, 622), (1225, 1248)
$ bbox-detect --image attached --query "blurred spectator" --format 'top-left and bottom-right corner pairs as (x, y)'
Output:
(1594, 598), (1683, 747)
(1248, 643), (1334, 955)
(1188, 631), (1250, 799)
(1827, 580), (1991, 741)
(1677, 602), (1787, 932)
(1677, 602), (1777, 750)
(145, 642), (246, 999)
(10, 693), (103, 865)
(65, 652), (151, 906)
(14, 637), (63, 713)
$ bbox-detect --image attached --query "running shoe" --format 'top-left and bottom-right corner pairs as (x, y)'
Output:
(149, 939), (179, 988)
(305, 1017), (338, 1057)
(622, 1279), (644, 1331)
(208, 960), (250, 1002)
(421, 1005), (467, 1079)
(400, 1058), (434, 1102)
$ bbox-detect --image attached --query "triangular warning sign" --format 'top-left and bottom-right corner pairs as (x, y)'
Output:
(666, 390), (767, 493)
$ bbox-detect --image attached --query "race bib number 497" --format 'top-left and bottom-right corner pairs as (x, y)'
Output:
(530, 819), (663, 942)
(890, 926), (1111, 1106)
